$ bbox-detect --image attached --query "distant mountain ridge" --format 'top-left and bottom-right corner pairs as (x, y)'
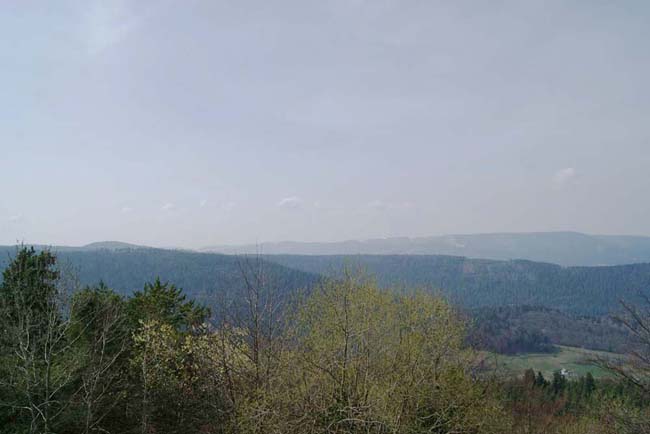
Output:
(201, 232), (650, 266)
(11, 231), (650, 266)
(78, 241), (146, 250)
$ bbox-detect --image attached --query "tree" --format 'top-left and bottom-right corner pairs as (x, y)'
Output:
(127, 278), (219, 434)
(242, 271), (511, 434)
(596, 296), (650, 432)
(131, 320), (180, 434)
(584, 372), (596, 397)
(129, 320), (235, 434)
(69, 284), (129, 434)
(0, 247), (77, 433)
(552, 371), (567, 395)
(128, 278), (209, 332)
(211, 253), (297, 432)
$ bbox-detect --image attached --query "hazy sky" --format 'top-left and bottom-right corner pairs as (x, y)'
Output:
(2, 1), (650, 247)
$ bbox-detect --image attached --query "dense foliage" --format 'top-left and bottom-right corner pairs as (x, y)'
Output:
(468, 305), (631, 354)
(3, 248), (650, 434)
(0, 248), (510, 434)
(267, 254), (650, 315)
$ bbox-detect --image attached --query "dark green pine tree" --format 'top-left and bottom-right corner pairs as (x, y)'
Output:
(127, 277), (210, 330)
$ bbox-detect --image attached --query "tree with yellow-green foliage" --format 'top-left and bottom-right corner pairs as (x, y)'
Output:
(235, 271), (511, 434)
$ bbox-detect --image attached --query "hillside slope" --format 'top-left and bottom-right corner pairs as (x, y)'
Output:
(2, 246), (649, 316)
(0, 246), (320, 313)
(265, 254), (650, 315)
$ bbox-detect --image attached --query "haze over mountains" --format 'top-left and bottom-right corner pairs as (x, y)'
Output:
(201, 232), (650, 266)
(22, 241), (148, 252)
(10, 231), (650, 267)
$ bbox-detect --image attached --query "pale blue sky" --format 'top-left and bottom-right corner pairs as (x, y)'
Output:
(2, 1), (649, 247)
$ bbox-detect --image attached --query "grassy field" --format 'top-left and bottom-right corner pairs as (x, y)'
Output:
(483, 345), (622, 379)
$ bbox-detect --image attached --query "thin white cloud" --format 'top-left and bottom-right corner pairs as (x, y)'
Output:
(161, 202), (175, 211)
(277, 196), (302, 209)
(553, 167), (576, 188)
(199, 199), (208, 208)
(121, 206), (133, 214)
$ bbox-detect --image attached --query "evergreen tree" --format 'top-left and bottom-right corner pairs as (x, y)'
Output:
(127, 278), (209, 330)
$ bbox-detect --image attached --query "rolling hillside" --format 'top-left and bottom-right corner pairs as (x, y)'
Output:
(2, 245), (650, 316)
(0, 246), (320, 314)
(265, 254), (650, 315)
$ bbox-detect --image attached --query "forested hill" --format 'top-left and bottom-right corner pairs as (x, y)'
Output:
(264, 254), (650, 315)
(0, 246), (320, 313)
(2, 246), (650, 316)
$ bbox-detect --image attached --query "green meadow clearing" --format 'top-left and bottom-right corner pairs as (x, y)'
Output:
(484, 345), (623, 379)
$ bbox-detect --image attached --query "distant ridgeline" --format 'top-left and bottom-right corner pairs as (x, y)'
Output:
(1, 246), (650, 316)
(202, 232), (650, 266)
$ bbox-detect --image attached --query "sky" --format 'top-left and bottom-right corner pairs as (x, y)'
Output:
(1, 1), (650, 248)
